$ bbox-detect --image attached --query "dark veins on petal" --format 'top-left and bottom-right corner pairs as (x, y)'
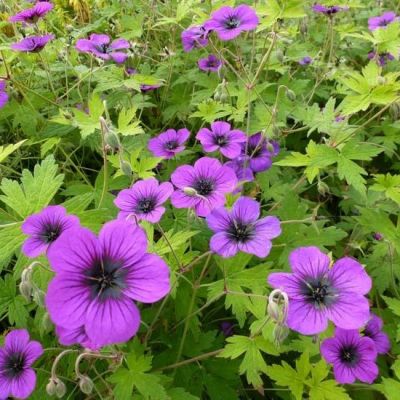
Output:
(227, 220), (254, 243)
(86, 258), (128, 301)
(40, 222), (63, 244)
(193, 177), (214, 196)
(135, 197), (157, 214)
(4, 352), (26, 378)
(301, 276), (336, 308)
(339, 345), (360, 366)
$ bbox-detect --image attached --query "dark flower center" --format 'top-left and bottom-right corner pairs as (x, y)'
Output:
(247, 142), (264, 158)
(4, 352), (26, 378)
(227, 221), (254, 243)
(164, 140), (179, 150)
(379, 19), (390, 26)
(135, 197), (157, 214)
(214, 135), (228, 146)
(301, 277), (336, 308)
(326, 6), (340, 15)
(86, 259), (128, 301)
(193, 178), (214, 196)
(40, 223), (62, 244)
(96, 43), (109, 54)
(225, 16), (241, 29)
(339, 345), (359, 366)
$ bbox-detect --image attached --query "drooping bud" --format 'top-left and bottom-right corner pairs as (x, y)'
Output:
(55, 379), (67, 398)
(286, 89), (296, 101)
(317, 180), (330, 196)
(46, 379), (57, 396)
(268, 289), (289, 324)
(273, 324), (289, 345)
(41, 312), (53, 331)
(19, 281), (32, 301)
(79, 375), (94, 395)
(104, 130), (121, 151)
(120, 159), (133, 177)
(33, 289), (45, 307)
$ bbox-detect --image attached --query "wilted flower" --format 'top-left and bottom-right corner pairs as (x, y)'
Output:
(268, 246), (372, 335)
(241, 133), (280, 173)
(299, 56), (313, 65)
(206, 196), (281, 258)
(196, 121), (246, 159)
(368, 11), (397, 31)
(114, 177), (173, 223)
(205, 5), (259, 41)
(367, 51), (395, 66)
(45, 220), (170, 348)
(312, 4), (347, 15)
(321, 328), (378, 384)
(181, 25), (209, 52)
(171, 157), (237, 217)
(9, 2), (53, 23)
(364, 313), (390, 354)
(12, 34), (54, 52)
(148, 128), (190, 159)
(198, 54), (223, 72)
(0, 329), (43, 399)
(21, 205), (80, 258)
(76, 34), (130, 63)
(0, 80), (9, 109)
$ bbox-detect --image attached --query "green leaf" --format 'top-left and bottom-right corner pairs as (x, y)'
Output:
(117, 107), (144, 136)
(0, 140), (26, 164)
(370, 173), (400, 205)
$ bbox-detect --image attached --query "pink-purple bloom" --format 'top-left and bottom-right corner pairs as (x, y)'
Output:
(0, 329), (43, 399)
(241, 133), (280, 173)
(196, 121), (246, 159)
(12, 34), (54, 52)
(368, 51), (395, 66)
(368, 11), (397, 31)
(364, 313), (390, 354)
(170, 157), (237, 217)
(312, 4), (346, 15)
(268, 247), (372, 335)
(45, 220), (170, 348)
(181, 25), (209, 52)
(299, 56), (313, 65)
(148, 128), (190, 159)
(198, 54), (223, 72)
(21, 205), (80, 258)
(321, 328), (378, 384)
(206, 197), (281, 258)
(225, 158), (254, 194)
(114, 178), (173, 223)
(55, 325), (99, 350)
(76, 34), (130, 63)
(125, 68), (161, 93)
(0, 81), (8, 109)
(9, 2), (53, 23)
(205, 5), (259, 41)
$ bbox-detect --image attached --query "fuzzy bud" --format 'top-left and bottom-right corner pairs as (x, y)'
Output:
(183, 187), (198, 196)
(389, 102), (400, 120)
(41, 312), (53, 331)
(55, 379), (67, 398)
(273, 324), (289, 345)
(286, 89), (296, 101)
(104, 130), (121, 151)
(317, 180), (330, 196)
(33, 289), (45, 307)
(19, 281), (32, 301)
(120, 160), (133, 177)
(268, 289), (289, 324)
(276, 48), (284, 63)
(79, 375), (94, 395)
(46, 379), (57, 396)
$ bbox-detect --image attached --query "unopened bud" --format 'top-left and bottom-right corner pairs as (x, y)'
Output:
(268, 289), (289, 324)
(267, 301), (280, 321)
(19, 281), (32, 301)
(41, 312), (53, 331)
(46, 379), (57, 396)
(104, 130), (120, 151)
(120, 160), (132, 177)
(79, 375), (94, 394)
(389, 102), (400, 120)
(317, 180), (330, 196)
(273, 324), (289, 345)
(183, 187), (198, 196)
(286, 89), (296, 101)
(33, 289), (45, 307)
(377, 76), (386, 85)
(55, 379), (66, 398)
(276, 48), (284, 63)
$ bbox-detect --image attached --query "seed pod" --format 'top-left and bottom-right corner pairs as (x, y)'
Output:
(79, 376), (94, 395)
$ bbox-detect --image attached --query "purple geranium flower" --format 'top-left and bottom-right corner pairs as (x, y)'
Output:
(196, 121), (246, 159)
(225, 158), (254, 194)
(45, 220), (170, 348)
(114, 178), (173, 223)
(0, 329), (43, 399)
(125, 68), (161, 93)
(9, 2), (53, 23)
(368, 11), (397, 31)
(76, 34), (130, 63)
(198, 54), (223, 72)
(205, 5), (259, 41)
(312, 4), (346, 15)
(181, 25), (209, 52)
(364, 313), (390, 354)
(148, 128), (190, 159)
(268, 246), (372, 335)
(21, 205), (80, 258)
(241, 133), (280, 173)
(368, 51), (395, 66)
(299, 56), (313, 65)
(55, 325), (99, 350)
(12, 34), (54, 52)
(171, 157), (237, 217)
(321, 328), (378, 384)
(0, 80), (8, 109)
(206, 196), (281, 258)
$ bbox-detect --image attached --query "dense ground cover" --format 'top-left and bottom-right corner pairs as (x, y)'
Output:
(0, 0), (400, 398)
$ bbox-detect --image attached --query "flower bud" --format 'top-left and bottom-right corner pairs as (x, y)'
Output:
(183, 187), (198, 196)
(276, 48), (284, 63)
(120, 160), (132, 177)
(273, 324), (289, 345)
(41, 312), (53, 331)
(19, 281), (32, 301)
(317, 180), (330, 196)
(286, 89), (296, 101)
(79, 375), (94, 394)
(55, 379), (66, 398)
(267, 301), (280, 321)
(104, 130), (121, 151)
(389, 102), (400, 120)
(33, 289), (45, 307)
(377, 76), (386, 85)
(46, 379), (57, 396)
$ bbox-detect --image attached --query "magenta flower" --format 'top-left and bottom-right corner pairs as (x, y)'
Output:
(206, 197), (281, 258)
(364, 314), (390, 354)
(225, 159), (254, 194)
(321, 328), (378, 384)
(0, 80), (9, 109)
(76, 34), (130, 63)
(0, 329), (43, 399)
(205, 5), (259, 41)
(12, 34), (54, 52)
(241, 133), (280, 173)
(148, 128), (190, 159)
(368, 11), (397, 31)
(198, 54), (223, 72)
(9, 2), (53, 23)
(114, 178), (173, 223)
(171, 157), (237, 217)
(312, 4), (346, 15)
(45, 220), (170, 348)
(21, 205), (80, 258)
(299, 56), (313, 65)
(196, 121), (246, 159)
(268, 247), (372, 335)
(181, 25), (209, 52)
(368, 51), (395, 66)
(55, 325), (99, 350)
